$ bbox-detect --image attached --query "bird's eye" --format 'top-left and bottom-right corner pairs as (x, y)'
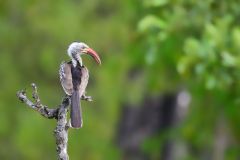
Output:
(81, 46), (87, 51)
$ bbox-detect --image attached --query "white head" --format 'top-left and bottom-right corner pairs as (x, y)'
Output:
(67, 42), (101, 67)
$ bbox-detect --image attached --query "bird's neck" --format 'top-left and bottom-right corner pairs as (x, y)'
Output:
(72, 57), (83, 67)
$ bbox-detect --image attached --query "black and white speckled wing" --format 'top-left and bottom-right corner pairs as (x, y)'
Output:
(59, 62), (73, 95)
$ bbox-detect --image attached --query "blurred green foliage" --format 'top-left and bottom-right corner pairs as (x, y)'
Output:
(0, 0), (240, 159)
(0, 0), (129, 159)
(134, 0), (240, 159)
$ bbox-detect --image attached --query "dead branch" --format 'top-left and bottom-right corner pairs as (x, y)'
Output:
(17, 83), (59, 119)
(16, 83), (70, 160)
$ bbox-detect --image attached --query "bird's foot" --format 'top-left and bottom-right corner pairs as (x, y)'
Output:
(66, 120), (72, 129)
(81, 95), (93, 102)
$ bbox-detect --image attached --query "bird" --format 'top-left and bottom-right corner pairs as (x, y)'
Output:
(59, 42), (101, 128)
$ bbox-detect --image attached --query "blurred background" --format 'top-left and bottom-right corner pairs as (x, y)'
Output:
(0, 0), (240, 159)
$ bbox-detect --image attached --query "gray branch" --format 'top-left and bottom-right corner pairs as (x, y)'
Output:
(16, 65), (91, 160)
(17, 83), (59, 119)
(16, 83), (70, 160)
(54, 96), (70, 160)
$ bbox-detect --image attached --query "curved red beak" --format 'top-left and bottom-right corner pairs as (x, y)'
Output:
(84, 48), (101, 65)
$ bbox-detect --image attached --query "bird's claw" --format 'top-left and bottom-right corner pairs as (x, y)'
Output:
(81, 95), (93, 102)
(66, 120), (72, 129)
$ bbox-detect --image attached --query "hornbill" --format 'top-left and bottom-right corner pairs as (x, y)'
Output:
(59, 42), (101, 128)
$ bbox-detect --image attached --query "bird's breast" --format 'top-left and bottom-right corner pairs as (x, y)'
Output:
(71, 65), (82, 90)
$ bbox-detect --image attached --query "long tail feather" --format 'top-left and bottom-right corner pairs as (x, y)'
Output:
(71, 90), (82, 128)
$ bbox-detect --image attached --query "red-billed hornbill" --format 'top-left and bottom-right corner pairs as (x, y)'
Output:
(59, 42), (101, 128)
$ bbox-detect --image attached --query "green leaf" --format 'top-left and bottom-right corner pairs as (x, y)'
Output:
(221, 51), (237, 67)
(143, 0), (168, 7)
(138, 15), (167, 33)
(183, 38), (200, 56)
(177, 57), (193, 75)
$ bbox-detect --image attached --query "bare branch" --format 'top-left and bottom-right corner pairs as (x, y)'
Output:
(16, 84), (71, 160)
(16, 85), (58, 119)
(16, 63), (91, 160)
(54, 96), (70, 160)
(31, 83), (41, 105)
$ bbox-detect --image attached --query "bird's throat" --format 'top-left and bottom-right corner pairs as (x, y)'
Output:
(72, 57), (83, 67)
(72, 59), (77, 67)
